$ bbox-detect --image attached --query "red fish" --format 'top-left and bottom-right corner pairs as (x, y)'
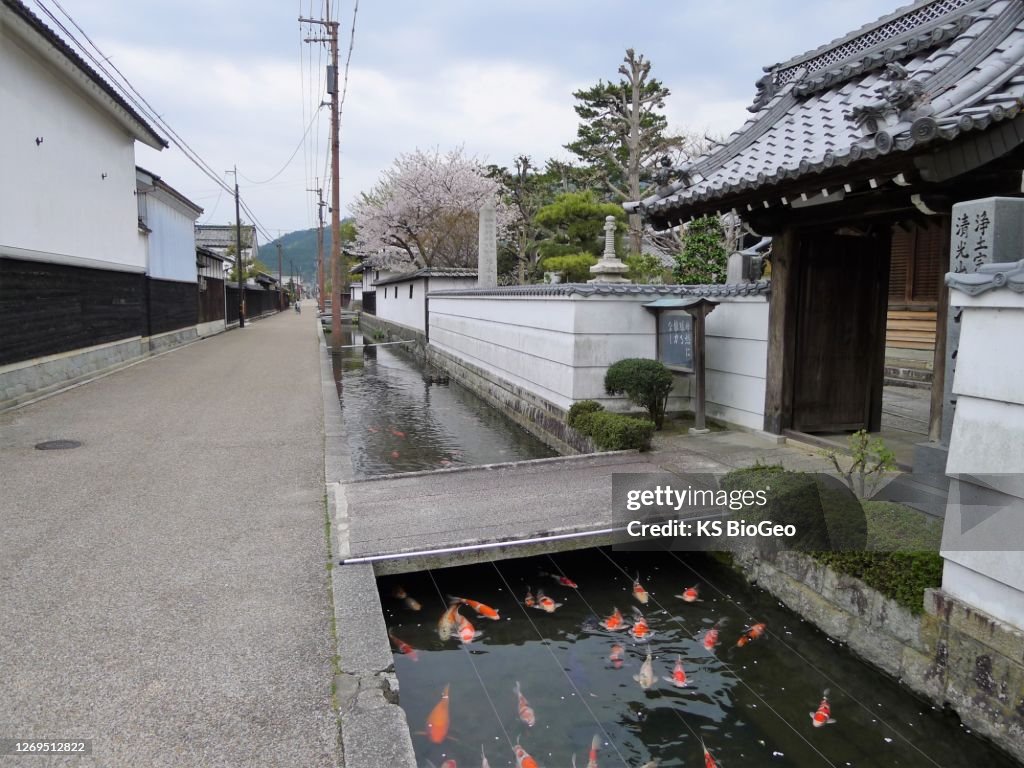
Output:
(388, 630), (418, 661)
(513, 741), (539, 768)
(609, 643), (624, 668)
(629, 607), (652, 641)
(810, 688), (837, 727)
(662, 654), (688, 687)
(455, 606), (481, 644)
(514, 681), (536, 727)
(524, 587), (535, 608)
(390, 428), (406, 438)
(702, 739), (718, 768)
(540, 570), (578, 588)
(533, 589), (562, 613)
(391, 450), (400, 459)
(676, 584), (701, 603)
(392, 585), (421, 611)
(632, 573), (649, 604)
(447, 595), (500, 621)
(600, 607), (628, 631)
(737, 622), (767, 647)
(425, 684), (450, 744)
(703, 619), (726, 651)
(440, 761), (455, 768)
(586, 733), (601, 768)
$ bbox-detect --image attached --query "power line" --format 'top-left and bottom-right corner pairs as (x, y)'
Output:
(238, 105), (324, 186)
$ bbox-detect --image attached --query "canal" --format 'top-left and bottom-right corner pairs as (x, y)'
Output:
(379, 548), (1018, 768)
(330, 323), (556, 477)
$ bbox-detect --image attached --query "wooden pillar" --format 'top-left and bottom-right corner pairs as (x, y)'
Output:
(868, 224), (893, 432)
(928, 215), (952, 441)
(763, 227), (799, 434)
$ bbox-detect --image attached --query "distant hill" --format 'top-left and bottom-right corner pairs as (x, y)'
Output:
(257, 220), (353, 284)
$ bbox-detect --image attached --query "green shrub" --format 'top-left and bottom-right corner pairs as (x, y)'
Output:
(604, 358), (674, 429)
(540, 253), (599, 282)
(586, 411), (655, 451)
(813, 550), (942, 614)
(567, 400), (604, 428)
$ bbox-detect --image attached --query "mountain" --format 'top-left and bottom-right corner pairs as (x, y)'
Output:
(257, 220), (354, 284)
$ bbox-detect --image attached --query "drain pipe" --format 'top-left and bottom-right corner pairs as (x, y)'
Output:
(339, 526), (621, 565)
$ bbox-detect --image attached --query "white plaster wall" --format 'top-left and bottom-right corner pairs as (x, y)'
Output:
(145, 196), (198, 282)
(375, 279), (426, 331)
(0, 31), (143, 271)
(942, 294), (1024, 630)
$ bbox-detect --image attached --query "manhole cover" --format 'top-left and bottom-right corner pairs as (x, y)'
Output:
(35, 439), (82, 451)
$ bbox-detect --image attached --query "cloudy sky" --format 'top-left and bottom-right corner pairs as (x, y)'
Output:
(48, 0), (900, 238)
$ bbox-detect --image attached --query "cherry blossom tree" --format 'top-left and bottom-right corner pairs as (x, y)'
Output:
(353, 147), (508, 269)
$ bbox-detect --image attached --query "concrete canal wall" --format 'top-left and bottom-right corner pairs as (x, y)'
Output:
(732, 547), (1024, 761)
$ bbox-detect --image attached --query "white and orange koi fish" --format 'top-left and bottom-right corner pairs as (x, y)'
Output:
(599, 607), (628, 631)
(514, 680), (536, 727)
(533, 589), (562, 613)
(662, 655), (688, 687)
(632, 573), (649, 604)
(810, 688), (837, 727)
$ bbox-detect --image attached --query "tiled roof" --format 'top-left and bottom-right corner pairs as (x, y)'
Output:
(629, 0), (1024, 226)
(373, 268), (478, 287)
(429, 281), (770, 299)
(946, 257), (1024, 293)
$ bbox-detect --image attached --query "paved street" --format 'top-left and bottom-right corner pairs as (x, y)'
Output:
(0, 311), (338, 767)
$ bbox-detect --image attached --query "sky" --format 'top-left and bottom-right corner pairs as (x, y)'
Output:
(46, 0), (902, 240)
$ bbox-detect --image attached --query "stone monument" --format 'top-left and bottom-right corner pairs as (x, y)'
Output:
(587, 216), (631, 284)
(477, 198), (497, 289)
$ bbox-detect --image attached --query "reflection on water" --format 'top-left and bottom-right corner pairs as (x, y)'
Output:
(380, 548), (1017, 768)
(330, 323), (556, 477)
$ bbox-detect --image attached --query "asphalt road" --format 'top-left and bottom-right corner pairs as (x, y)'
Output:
(0, 311), (338, 767)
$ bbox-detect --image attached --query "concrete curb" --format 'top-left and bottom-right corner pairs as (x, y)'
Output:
(318, 323), (418, 768)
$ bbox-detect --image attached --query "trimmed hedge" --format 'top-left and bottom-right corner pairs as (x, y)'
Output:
(604, 358), (674, 429)
(566, 400), (654, 451)
(567, 400), (604, 428)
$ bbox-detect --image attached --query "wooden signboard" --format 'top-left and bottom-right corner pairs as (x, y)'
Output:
(657, 312), (694, 372)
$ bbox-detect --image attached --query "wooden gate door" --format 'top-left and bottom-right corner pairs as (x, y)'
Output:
(792, 231), (888, 432)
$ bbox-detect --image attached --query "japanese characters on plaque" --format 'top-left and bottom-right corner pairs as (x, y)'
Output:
(658, 312), (694, 371)
(951, 209), (991, 274)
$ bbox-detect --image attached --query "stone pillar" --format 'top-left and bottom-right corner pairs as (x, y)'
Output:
(477, 198), (497, 289)
(587, 216), (631, 284)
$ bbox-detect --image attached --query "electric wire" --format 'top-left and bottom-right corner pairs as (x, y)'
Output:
(664, 549), (946, 768)
(594, 547), (840, 768)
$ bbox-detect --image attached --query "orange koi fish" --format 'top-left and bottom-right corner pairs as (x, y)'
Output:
(388, 630), (418, 661)
(533, 589), (562, 613)
(586, 734), (601, 768)
(810, 688), (837, 727)
(392, 585), (422, 611)
(438, 603), (460, 641)
(676, 584), (701, 603)
(736, 622), (767, 647)
(662, 655), (688, 687)
(513, 740), (539, 768)
(455, 606), (482, 644)
(425, 684), (450, 744)
(439, 761), (455, 768)
(524, 586), (536, 608)
(703, 618), (726, 651)
(390, 429), (406, 439)
(609, 643), (624, 668)
(599, 607), (628, 631)
(540, 570), (578, 588)
(391, 450), (400, 459)
(514, 681), (536, 727)
(448, 595), (500, 621)
(367, 426), (379, 433)
(632, 573), (649, 604)
(702, 739), (718, 768)
(629, 607), (652, 641)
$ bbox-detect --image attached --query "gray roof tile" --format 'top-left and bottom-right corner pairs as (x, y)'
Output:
(428, 281), (770, 299)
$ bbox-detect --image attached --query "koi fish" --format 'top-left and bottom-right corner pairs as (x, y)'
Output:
(662, 655), (688, 687)
(676, 584), (701, 603)
(634, 652), (656, 690)
(540, 570), (578, 588)
(455, 606), (482, 644)
(810, 688), (837, 727)
(367, 426), (379, 433)
(391, 450), (400, 459)
(392, 585), (422, 611)
(737, 622), (767, 647)
(703, 618), (726, 651)
(425, 684), (450, 744)
(702, 740), (718, 768)
(448, 595), (500, 620)
(524, 587), (536, 608)
(609, 643), (624, 668)
(586, 734), (601, 768)
(481, 745), (491, 768)
(533, 589), (562, 613)
(392, 585), (408, 599)
(632, 573), (649, 604)
(513, 741), (539, 768)
(388, 630), (418, 660)
(600, 607), (628, 631)
(390, 428), (406, 439)
(629, 607), (652, 641)
(438, 603), (460, 641)
(514, 680), (536, 727)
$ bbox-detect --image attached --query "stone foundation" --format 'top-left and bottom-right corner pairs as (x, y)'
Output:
(733, 547), (1024, 761)
(357, 314), (426, 357)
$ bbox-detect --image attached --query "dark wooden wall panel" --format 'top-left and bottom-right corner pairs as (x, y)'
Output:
(146, 278), (197, 336)
(0, 257), (144, 366)
(198, 277), (225, 323)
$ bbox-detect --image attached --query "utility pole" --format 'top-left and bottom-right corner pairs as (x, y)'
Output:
(276, 241), (284, 310)
(308, 184), (326, 313)
(300, 7), (342, 337)
(228, 166), (245, 328)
